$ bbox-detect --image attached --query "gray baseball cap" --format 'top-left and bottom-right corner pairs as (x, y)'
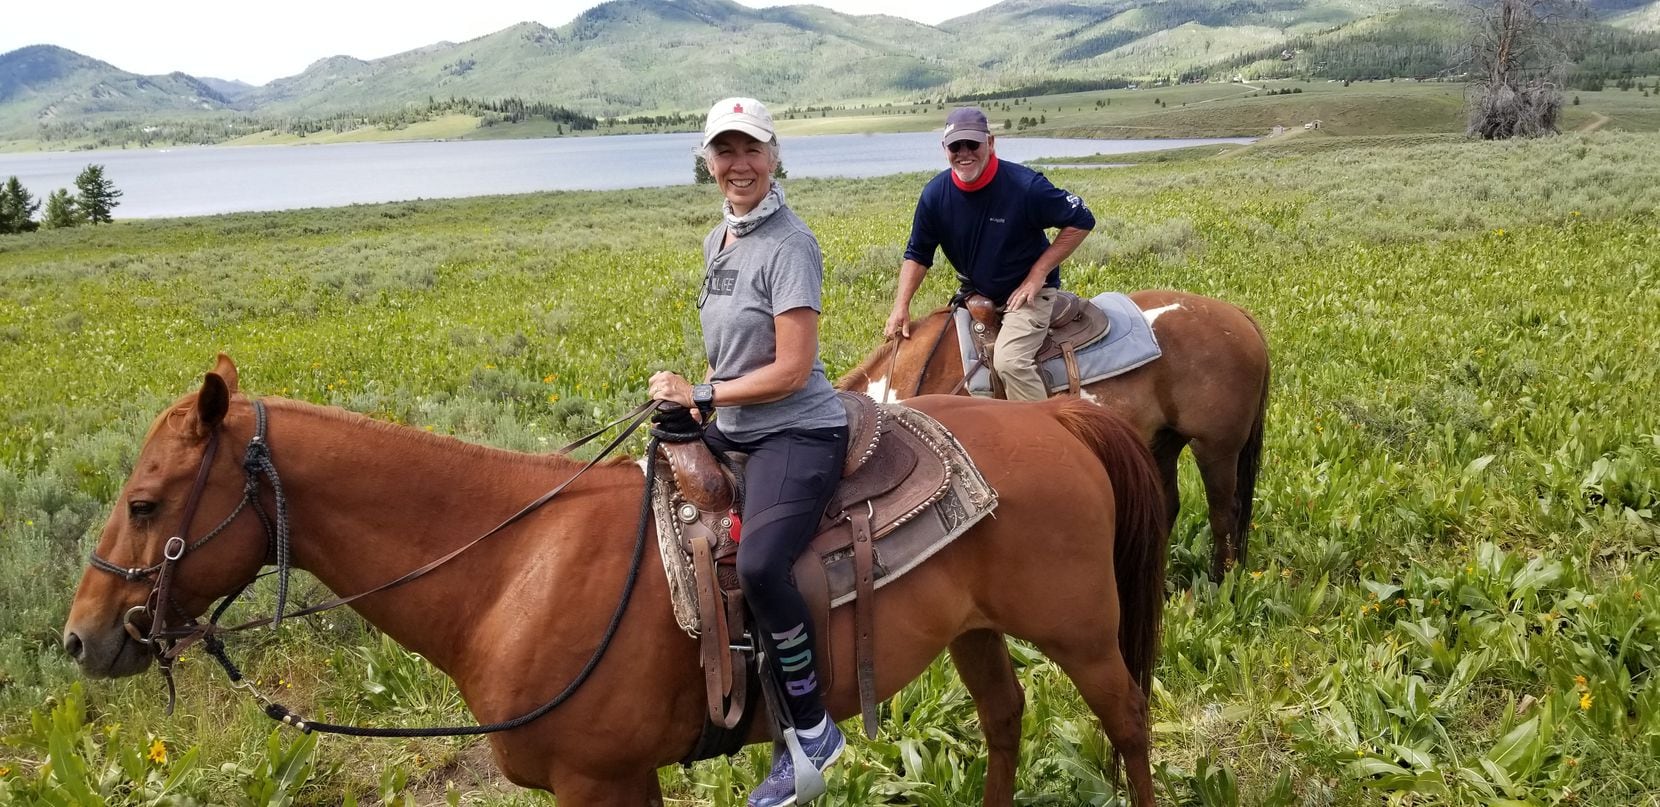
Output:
(941, 107), (991, 144)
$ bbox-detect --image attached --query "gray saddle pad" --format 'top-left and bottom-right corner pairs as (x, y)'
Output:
(953, 292), (1163, 396)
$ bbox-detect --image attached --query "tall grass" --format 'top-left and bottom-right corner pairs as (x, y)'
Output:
(2, 132), (1657, 804)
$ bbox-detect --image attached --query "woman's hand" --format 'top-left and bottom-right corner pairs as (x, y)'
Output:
(648, 371), (695, 409)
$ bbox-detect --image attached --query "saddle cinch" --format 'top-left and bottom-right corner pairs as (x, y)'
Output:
(650, 392), (997, 755)
(964, 289), (1111, 397)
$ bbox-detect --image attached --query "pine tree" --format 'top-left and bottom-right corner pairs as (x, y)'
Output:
(74, 164), (123, 224)
(43, 188), (80, 229)
(0, 176), (41, 234)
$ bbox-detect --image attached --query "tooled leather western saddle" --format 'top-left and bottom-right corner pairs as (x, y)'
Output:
(962, 289), (1111, 397)
(650, 392), (996, 756)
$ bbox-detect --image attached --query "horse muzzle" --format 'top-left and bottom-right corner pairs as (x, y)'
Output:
(63, 617), (154, 679)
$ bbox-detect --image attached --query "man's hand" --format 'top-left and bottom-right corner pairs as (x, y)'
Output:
(1005, 277), (1046, 311)
(884, 306), (912, 339)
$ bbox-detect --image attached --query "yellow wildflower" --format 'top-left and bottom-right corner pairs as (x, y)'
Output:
(1574, 674), (1587, 690)
(1579, 691), (1593, 711)
(543, 375), (555, 383)
(1281, 569), (1292, 579)
(1395, 598), (1406, 607)
(1250, 570), (1264, 581)
(0, 765), (11, 776)
(148, 738), (167, 764)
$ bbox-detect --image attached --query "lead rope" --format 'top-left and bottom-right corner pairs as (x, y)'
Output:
(255, 433), (660, 737)
(241, 401), (293, 627)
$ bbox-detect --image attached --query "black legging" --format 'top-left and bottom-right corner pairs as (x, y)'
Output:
(704, 422), (848, 729)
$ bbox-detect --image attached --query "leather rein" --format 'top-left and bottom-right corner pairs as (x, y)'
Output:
(882, 304), (980, 400)
(86, 397), (664, 737)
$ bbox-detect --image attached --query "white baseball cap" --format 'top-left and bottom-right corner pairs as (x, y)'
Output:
(703, 97), (775, 148)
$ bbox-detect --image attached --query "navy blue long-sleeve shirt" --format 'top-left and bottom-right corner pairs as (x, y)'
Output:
(903, 158), (1095, 305)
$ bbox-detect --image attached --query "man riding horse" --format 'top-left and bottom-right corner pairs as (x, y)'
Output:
(883, 106), (1096, 401)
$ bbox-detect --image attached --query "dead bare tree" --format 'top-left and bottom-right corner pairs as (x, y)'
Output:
(1466, 0), (1587, 139)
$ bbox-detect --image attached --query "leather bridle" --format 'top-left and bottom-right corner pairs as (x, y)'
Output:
(82, 396), (665, 736)
(88, 399), (294, 711)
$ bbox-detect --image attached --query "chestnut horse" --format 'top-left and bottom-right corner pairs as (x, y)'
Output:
(840, 290), (1269, 581)
(63, 355), (1167, 806)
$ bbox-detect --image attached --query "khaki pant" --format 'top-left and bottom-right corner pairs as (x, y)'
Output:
(992, 288), (1056, 401)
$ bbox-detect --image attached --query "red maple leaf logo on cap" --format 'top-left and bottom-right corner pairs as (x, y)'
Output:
(734, 103), (744, 113)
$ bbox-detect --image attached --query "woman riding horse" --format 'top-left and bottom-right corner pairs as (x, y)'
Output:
(63, 354), (1169, 806)
(649, 96), (849, 807)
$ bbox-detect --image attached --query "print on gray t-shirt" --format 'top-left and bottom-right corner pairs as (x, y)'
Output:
(698, 207), (846, 440)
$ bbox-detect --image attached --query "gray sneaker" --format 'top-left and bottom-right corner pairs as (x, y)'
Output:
(747, 722), (846, 807)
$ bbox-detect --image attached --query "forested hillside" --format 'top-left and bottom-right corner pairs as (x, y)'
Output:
(2, 0), (1657, 148)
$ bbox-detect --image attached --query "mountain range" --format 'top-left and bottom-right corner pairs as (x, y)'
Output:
(2, 0), (1657, 140)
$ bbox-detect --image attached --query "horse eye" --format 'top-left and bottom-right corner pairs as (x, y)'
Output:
(129, 500), (157, 518)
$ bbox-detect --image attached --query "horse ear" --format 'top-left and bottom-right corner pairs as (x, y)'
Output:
(212, 353), (239, 394)
(194, 372), (230, 436)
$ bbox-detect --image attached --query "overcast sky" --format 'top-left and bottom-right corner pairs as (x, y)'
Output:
(2, 0), (1002, 86)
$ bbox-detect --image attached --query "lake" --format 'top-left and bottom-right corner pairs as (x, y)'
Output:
(0, 132), (1252, 220)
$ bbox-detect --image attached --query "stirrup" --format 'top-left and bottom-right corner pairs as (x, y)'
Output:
(782, 726), (827, 803)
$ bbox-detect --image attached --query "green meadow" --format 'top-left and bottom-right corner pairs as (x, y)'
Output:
(1, 132), (1657, 805)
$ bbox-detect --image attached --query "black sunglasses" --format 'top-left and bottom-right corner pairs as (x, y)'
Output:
(947, 140), (983, 154)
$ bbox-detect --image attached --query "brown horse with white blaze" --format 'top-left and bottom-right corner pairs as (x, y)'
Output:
(841, 289), (1269, 581)
(63, 355), (1168, 806)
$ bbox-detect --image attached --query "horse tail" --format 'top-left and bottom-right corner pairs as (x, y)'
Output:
(1049, 398), (1167, 695)
(1234, 312), (1271, 568)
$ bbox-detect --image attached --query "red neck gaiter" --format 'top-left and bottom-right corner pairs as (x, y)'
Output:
(951, 155), (999, 192)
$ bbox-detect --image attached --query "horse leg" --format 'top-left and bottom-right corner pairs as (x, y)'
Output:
(948, 629), (1024, 807)
(1149, 431), (1185, 537)
(547, 769), (664, 807)
(1192, 439), (1244, 581)
(1039, 634), (1156, 807)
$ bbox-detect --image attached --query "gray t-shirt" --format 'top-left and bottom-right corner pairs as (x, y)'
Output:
(698, 206), (846, 440)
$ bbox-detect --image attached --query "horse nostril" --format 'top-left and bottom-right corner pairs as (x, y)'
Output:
(64, 632), (84, 660)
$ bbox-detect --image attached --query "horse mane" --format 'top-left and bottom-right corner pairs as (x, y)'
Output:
(834, 306), (954, 391)
(258, 396), (638, 469)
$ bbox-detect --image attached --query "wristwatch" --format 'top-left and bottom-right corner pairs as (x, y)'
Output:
(691, 383), (716, 418)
